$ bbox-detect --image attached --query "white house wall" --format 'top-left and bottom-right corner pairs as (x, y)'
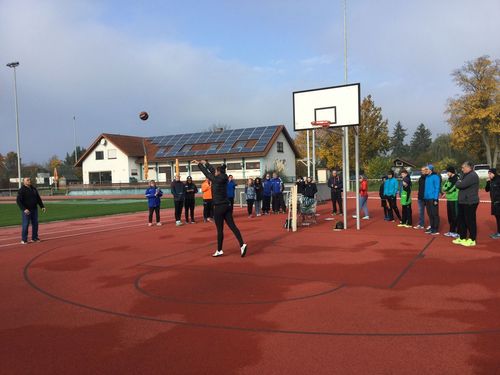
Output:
(262, 133), (296, 179)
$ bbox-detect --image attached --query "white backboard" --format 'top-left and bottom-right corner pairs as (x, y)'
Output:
(293, 83), (360, 131)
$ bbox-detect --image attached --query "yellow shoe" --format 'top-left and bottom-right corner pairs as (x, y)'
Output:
(461, 239), (476, 247)
(452, 238), (465, 245)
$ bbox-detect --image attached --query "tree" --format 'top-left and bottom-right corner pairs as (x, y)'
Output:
(409, 123), (432, 160)
(389, 121), (409, 157)
(4, 152), (19, 177)
(364, 156), (393, 179)
(446, 56), (500, 167)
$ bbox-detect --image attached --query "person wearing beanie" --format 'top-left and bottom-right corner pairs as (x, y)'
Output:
(194, 160), (247, 258)
(379, 176), (389, 220)
(413, 166), (428, 229)
(485, 168), (500, 239)
(383, 170), (401, 222)
(442, 166), (459, 238)
(423, 164), (441, 235)
(453, 161), (480, 247)
(398, 169), (412, 228)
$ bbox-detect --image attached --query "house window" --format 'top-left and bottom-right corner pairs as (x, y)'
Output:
(190, 143), (222, 151)
(226, 162), (242, 170)
(131, 169), (138, 176)
(108, 149), (117, 159)
(159, 166), (171, 174)
(179, 165), (188, 173)
(232, 141), (247, 149)
(95, 151), (104, 160)
(277, 142), (284, 153)
(190, 164), (200, 172)
(89, 171), (112, 184)
(246, 162), (260, 170)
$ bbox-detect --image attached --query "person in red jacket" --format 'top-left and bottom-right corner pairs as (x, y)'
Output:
(353, 175), (369, 219)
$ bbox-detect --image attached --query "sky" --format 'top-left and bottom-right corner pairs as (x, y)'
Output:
(0, 0), (499, 163)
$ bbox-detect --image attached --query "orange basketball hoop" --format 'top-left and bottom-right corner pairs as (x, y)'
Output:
(310, 120), (332, 128)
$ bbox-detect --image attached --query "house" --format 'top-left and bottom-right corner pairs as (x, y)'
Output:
(392, 158), (417, 175)
(76, 125), (299, 184)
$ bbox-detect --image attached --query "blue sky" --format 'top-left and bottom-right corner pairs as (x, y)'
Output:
(1, 0), (499, 163)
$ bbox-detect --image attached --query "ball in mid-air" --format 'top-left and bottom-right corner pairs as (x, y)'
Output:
(139, 111), (149, 121)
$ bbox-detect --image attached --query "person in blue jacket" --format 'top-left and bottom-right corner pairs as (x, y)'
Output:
(271, 172), (284, 214)
(262, 173), (272, 214)
(227, 175), (237, 210)
(383, 170), (401, 222)
(424, 164), (441, 235)
(145, 180), (163, 226)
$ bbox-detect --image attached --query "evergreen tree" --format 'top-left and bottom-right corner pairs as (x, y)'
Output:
(410, 124), (432, 159)
(389, 121), (409, 157)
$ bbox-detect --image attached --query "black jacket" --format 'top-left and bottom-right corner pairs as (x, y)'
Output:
(254, 181), (263, 201)
(171, 181), (185, 202)
(327, 176), (343, 192)
(184, 182), (198, 200)
(16, 185), (45, 211)
(198, 162), (229, 206)
(417, 174), (426, 200)
(379, 182), (385, 199)
(296, 180), (305, 195)
(303, 182), (317, 198)
(485, 175), (500, 215)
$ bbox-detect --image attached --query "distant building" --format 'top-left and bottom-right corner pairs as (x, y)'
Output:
(76, 125), (299, 184)
(392, 158), (417, 175)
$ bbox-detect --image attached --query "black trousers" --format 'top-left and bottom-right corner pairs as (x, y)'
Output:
(247, 199), (254, 215)
(148, 206), (160, 223)
(174, 200), (183, 221)
(425, 200), (440, 232)
(331, 191), (343, 213)
(262, 196), (271, 213)
(272, 193), (283, 212)
(402, 204), (412, 225)
(203, 199), (213, 219)
(185, 198), (195, 222)
(381, 199), (389, 218)
(446, 200), (458, 233)
(387, 196), (401, 221)
(495, 214), (500, 233)
(213, 203), (244, 251)
(229, 197), (235, 211)
(457, 203), (478, 241)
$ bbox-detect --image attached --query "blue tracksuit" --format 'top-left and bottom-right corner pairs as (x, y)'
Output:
(263, 178), (273, 197)
(424, 173), (440, 200)
(383, 177), (399, 197)
(271, 177), (282, 195)
(145, 187), (163, 207)
(227, 180), (237, 198)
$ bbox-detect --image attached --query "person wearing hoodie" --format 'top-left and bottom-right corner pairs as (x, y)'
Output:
(423, 164), (441, 235)
(485, 168), (500, 239)
(383, 170), (401, 222)
(441, 166), (459, 238)
(413, 166), (428, 229)
(453, 161), (480, 247)
(194, 160), (248, 258)
(379, 176), (389, 220)
(184, 176), (198, 224)
(245, 178), (256, 217)
(145, 180), (163, 226)
(201, 178), (213, 222)
(262, 173), (272, 215)
(171, 175), (185, 226)
(398, 170), (412, 228)
(227, 175), (237, 210)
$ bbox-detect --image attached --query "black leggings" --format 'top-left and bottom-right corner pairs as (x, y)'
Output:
(174, 200), (183, 221)
(457, 203), (478, 241)
(387, 196), (401, 221)
(148, 207), (160, 223)
(495, 214), (500, 233)
(185, 199), (195, 222)
(247, 199), (254, 215)
(213, 203), (244, 251)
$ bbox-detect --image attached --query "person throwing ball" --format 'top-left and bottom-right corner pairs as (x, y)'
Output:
(192, 160), (247, 258)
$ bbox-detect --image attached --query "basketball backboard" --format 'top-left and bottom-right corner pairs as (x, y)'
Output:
(293, 83), (360, 131)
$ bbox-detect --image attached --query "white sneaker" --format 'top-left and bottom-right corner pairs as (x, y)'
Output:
(148, 223), (153, 227)
(256, 214), (261, 217)
(362, 216), (370, 220)
(443, 232), (452, 237)
(240, 244), (248, 258)
(212, 250), (223, 257)
(156, 222), (162, 226)
(176, 221), (183, 226)
(451, 232), (460, 238)
(352, 215), (357, 219)
(20, 240), (28, 244)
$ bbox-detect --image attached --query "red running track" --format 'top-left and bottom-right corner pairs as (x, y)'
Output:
(0, 201), (499, 374)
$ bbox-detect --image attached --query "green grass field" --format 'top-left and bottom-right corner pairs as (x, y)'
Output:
(0, 198), (203, 227)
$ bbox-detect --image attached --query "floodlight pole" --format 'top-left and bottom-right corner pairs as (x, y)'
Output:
(7, 62), (22, 189)
(306, 130), (311, 177)
(312, 129), (316, 180)
(73, 116), (78, 164)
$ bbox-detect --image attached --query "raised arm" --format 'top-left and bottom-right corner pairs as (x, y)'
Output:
(197, 162), (215, 182)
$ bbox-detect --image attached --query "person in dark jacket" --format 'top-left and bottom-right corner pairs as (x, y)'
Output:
(16, 177), (46, 244)
(485, 168), (500, 239)
(296, 176), (305, 195)
(327, 170), (343, 215)
(303, 177), (317, 198)
(413, 166), (428, 229)
(245, 178), (256, 217)
(271, 172), (284, 214)
(379, 176), (389, 220)
(194, 160), (247, 257)
(184, 176), (198, 224)
(254, 177), (263, 216)
(262, 173), (272, 215)
(171, 175), (185, 226)
(453, 161), (480, 247)
(145, 180), (163, 226)
(441, 166), (459, 238)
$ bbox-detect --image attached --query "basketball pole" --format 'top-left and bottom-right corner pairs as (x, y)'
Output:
(312, 129), (316, 180)
(342, 0), (349, 229)
(306, 130), (311, 177)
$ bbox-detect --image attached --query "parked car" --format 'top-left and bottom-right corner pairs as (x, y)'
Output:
(410, 170), (422, 182)
(473, 164), (490, 179)
(440, 170), (449, 181)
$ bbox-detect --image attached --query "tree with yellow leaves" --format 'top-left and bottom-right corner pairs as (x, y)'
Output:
(446, 56), (500, 167)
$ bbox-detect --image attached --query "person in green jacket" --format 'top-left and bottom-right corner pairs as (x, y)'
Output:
(442, 166), (459, 238)
(398, 170), (412, 228)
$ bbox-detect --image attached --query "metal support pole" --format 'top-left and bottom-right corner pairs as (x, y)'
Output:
(7, 63), (22, 188)
(355, 127), (360, 230)
(312, 129), (316, 180)
(306, 130), (311, 177)
(73, 116), (78, 164)
(342, 130), (347, 229)
(343, 0), (350, 192)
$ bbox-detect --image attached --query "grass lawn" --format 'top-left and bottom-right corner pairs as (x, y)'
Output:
(0, 198), (203, 227)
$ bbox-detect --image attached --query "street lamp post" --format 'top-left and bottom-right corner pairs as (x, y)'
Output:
(6, 61), (22, 189)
